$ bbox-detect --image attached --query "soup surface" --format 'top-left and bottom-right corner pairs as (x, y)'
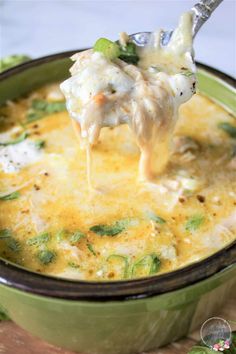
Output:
(0, 83), (235, 280)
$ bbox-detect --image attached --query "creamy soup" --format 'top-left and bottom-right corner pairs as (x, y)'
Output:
(0, 83), (235, 280)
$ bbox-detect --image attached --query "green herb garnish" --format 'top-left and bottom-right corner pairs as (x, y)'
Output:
(26, 99), (66, 123)
(27, 232), (50, 246)
(34, 140), (45, 149)
(94, 38), (139, 64)
(146, 211), (166, 224)
(0, 131), (28, 146)
(94, 38), (121, 60)
(218, 122), (236, 139)
(56, 229), (66, 242)
(70, 231), (86, 244)
(7, 238), (21, 252)
(0, 191), (20, 201)
(185, 214), (205, 232)
(0, 55), (31, 73)
(0, 229), (12, 239)
(107, 254), (129, 278)
(90, 218), (131, 236)
(87, 243), (96, 256)
(68, 261), (80, 269)
(37, 250), (56, 265)
(131, 253), (161, 277)
(119, 42), (139, 65)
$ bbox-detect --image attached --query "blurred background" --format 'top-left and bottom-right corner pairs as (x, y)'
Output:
(0, 0), (235, 77)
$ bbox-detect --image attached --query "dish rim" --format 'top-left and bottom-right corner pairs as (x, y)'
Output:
(0, 51), (235, 301)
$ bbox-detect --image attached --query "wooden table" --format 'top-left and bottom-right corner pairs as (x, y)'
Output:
(0, 293), (235, 354)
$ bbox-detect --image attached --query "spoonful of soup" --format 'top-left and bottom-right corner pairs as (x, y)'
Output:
(60, 0), (223, 185)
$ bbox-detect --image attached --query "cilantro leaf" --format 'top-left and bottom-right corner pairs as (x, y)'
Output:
(87, 242), (96, 256)
(26, 99), (66, 123)
(185, 214), (205, 232)
(90, 218), (131, 236)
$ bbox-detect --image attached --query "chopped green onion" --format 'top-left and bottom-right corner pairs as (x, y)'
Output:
(0, 229), (12, 239)
(70, 231), (86, 244)
(0, 131), (28, 146)
(119, 42), (139, 65)
(185, 214), (205, 232)
(94, 38), (139, 64)
(131, 253), (161, 277)
(94, 38), (121, 60)
(27, 232), (50, 246)
(37, 250), (56, 265)
(0, 191), (20, 201)
(7, 238), (21, 252)
(56, 229), (66, 242)
(218, 122), (236, 139)
(107, 254), (129, 279)
(146, 211), (166, 224)
(87, 243), (96, 256)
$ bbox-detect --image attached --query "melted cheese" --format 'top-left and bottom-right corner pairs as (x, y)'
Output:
(60, 11), (196, 184)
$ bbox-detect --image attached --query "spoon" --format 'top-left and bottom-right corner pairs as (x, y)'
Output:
(130, 0), (223, 47)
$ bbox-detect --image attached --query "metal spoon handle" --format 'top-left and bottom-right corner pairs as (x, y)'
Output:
(192, 0), (224, 38)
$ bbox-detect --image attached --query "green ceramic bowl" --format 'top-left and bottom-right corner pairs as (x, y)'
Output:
(0, 52), (236, 354)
